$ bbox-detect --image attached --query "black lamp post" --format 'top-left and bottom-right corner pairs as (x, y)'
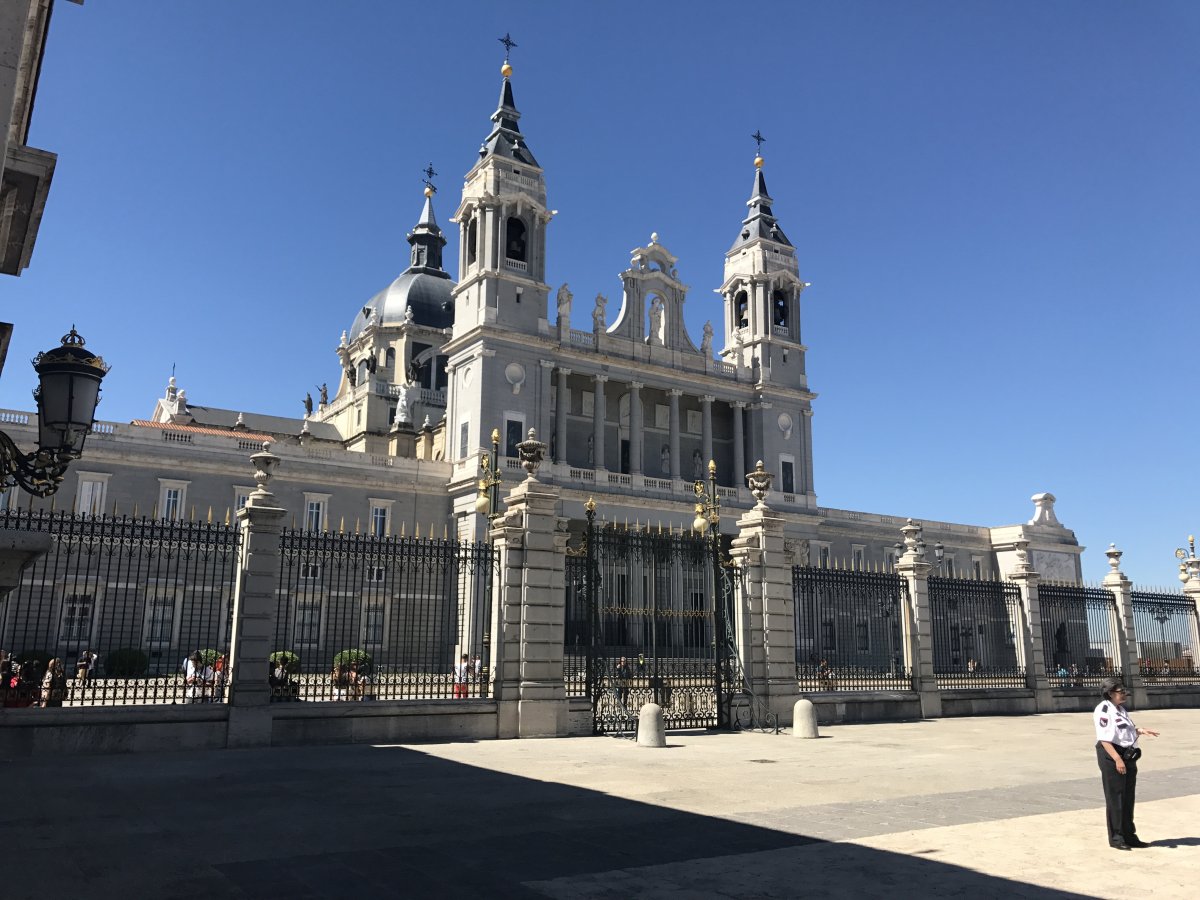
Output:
(474, 428), (502, 520)
(0, 328), (109, 498)
(693, 458), (727, 725)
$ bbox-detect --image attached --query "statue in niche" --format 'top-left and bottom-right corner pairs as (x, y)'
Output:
(346, 365), (357, 387)
(700, 321), (713, 355)
(366, 354), (377, 374)
(592, 293), (607, 331)
(692, 449), (703, 480)
(660, 443), (670, 475)
(396, 383), (411, 424)
(318, 383), (329, 406)
(798, 539), (811, 567)
(648, 296), (664, 346)
(303, 393), (313, 417)
(556, 283), (572, 322)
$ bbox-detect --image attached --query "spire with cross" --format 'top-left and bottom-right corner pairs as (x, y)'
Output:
(499, 32), (517, 62)
(752, 130), (766, 153)
(422, 163), (438, 195)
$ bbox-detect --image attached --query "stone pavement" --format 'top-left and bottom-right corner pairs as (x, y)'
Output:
(2, 709), (1198, 898)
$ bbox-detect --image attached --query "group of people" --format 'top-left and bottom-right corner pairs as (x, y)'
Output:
(452, 654), (484, 698)
(330, 660), (372, 701)
(182, 651), (226, 703)
(2, 651), (81, 708)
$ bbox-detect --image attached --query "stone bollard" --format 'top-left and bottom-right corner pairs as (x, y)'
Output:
(636, 703), (666, 748)
(792, 698), (819, 738)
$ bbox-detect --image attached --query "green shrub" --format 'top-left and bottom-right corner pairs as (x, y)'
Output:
(198, 648), (221, 666)
(105, 648), (149, 677)
(333, 649), (373, 673)
(270, 650), (300, 673)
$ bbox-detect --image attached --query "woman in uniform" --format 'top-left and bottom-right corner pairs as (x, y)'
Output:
(1094, 677), (1159, 850)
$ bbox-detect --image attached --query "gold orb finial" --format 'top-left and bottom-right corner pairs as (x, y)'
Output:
(754, 154), (764, 169)
(501, 62), (513, 78)
(423, 186), (434, 198)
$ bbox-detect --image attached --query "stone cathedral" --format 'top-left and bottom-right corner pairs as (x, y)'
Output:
(2, 52), (1084, 581)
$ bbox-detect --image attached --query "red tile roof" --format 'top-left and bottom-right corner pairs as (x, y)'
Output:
(130, 420), (275, 442)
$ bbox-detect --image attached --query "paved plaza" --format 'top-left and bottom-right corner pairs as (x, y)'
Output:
(3, 709), (1198, 898)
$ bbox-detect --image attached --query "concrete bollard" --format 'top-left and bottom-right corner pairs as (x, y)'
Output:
(792, 698), (819, 738)
(636, 703), (667, 747)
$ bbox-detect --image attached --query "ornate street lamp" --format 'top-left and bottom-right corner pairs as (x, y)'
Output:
(474, 428), (503, 520)
(0, 328), (109, 497)
(1175, 535), (1198, 584)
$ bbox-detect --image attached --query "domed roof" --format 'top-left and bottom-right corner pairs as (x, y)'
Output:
(349, 268), (454, 340)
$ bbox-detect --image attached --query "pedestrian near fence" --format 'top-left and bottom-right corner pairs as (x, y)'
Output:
(1094, 677), (1159, 850)
(453, 654), (470, 699)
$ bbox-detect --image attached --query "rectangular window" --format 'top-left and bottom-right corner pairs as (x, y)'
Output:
(147, 590), (175, 643)
(686, 410), (701, 434)
(370, 504), (389, 538)
(234, 487), (253, 511)
(459, 422), (469, 460)
(972, 557), (984, 579)
(852, 546), (865, 571)
(780, 457), (795, 495)
(368, 566), (386, 583)
(505, 418), (523, 457)
(363, 602), (384, 645)
(581, 391), (595, 416)
(158, 479), (189, 522)
(303, 493), (330, 532)
(944, 556), (956, 578)
(300, 562), (322, 580)
(821, 620), (837, 651)
(856, 621), (870, 652)
(819, 546), (830, 568)
(296, 602), (321, 645)
(885, 549), (899, 572)
(75, 474), (109, 517)
(61, 594), (93, 644)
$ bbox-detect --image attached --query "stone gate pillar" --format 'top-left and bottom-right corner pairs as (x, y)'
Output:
(1181, 541), (1200, 667)
(489, 430), (569, 739)
(227, 442), (286, 748)
(730, 496), (799, 726)
(896, 519), (941, 719)
(1103, 544), (1145, 707)
(1006, 539), (1054, 712)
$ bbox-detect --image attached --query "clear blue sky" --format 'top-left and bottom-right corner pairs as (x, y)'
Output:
(2, 1), (1197, 586)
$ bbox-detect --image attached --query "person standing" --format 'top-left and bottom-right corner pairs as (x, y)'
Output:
(40, 658), (67, 708)
(1094, 678), (1159, 850)
(453, 654), (470, 699)
(184, 652), (213, 704)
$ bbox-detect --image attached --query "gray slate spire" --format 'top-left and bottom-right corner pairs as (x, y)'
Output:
(731, 165), (791, 250)
(407, 188), (448, 273)
(479, 73), (539, 166)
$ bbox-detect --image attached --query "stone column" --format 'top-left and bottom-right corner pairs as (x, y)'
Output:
(1182, 546), (1200, 665)
(489, 435), (569, 738)
(629, 381), (644, 476)
(1102, 544), (1145, 706)
(1006, 539), (1054, 713)
(554, 367), (570, 464)
(896, 519), (942, 719)
(732, 401), (746, 486)
(227, 443), (287, 748)
(592, 374), (607, 471)
(668, 389), (682, 481)
(730, 495), (799, 725)
(700, 396), (714, 470)
(801, 408), (815, 497)
(538, 361), (554, 465)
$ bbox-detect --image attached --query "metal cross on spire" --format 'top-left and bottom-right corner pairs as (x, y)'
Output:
(498, 32), (517, 60)
(751, 130), (766, 152)
(422, 163), (438, 194)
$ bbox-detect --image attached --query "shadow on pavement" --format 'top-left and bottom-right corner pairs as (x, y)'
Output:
(2, 742), (1098, 899)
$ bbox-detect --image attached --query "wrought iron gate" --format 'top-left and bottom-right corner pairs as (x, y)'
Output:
(567, 503), (738, 734)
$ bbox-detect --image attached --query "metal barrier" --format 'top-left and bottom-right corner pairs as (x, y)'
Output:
(1038, 584), (1122, 686)
(0, 510), (239, 707)
(1131, 590), (1199, 683)
(929, 576), (1025, 688)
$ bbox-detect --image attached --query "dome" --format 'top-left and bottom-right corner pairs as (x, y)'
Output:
(349, 269), (454, 340)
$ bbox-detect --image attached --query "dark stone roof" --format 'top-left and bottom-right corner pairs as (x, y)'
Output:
(479, 77), (538, 166)
(730, 167), (792, 250)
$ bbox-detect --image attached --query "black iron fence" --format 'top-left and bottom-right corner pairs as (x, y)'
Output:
(793, 566), (912, 691)
(0, 509), (239, 707)
(1131, 590), (1199, 683)
(274, 528), (494, 702)
(1037, 584), (1121, 686)
(565, 553), (589, 698)
(929, 576), (1025, 688)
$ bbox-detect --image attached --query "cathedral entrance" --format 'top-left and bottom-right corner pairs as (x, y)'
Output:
(565, 502), (739, 735)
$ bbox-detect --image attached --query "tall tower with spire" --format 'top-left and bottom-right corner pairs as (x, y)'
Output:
(450, 38), (554, 338)
(717, 138), (817, 505)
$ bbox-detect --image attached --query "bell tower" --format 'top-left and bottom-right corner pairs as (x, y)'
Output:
(451, 39), (554, 339)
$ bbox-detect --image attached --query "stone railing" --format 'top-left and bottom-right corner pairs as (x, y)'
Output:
(569, 330), (595, 348)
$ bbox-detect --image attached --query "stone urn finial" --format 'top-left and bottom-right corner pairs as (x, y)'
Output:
(1105, 543), (1123, 572)
(900, 518), (924, 560)
(516, 427), (547, 479)
(249, 440), (280, 503)
(746, 460), (772, 507)
(1013, 539), (1031, 573)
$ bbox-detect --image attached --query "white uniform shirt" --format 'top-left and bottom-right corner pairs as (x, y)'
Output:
(1094, 700), (1138, 748)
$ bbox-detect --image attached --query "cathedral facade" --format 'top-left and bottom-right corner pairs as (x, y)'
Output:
(0, 56), (1084, 583)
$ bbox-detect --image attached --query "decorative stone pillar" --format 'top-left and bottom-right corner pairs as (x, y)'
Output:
(729, 462), (799, 725)
(227, 442), (287, 748)
(629, 381), (644, 476)
(700, 396), (714, 471)
(1006, 539), (1054, 712)
(592, 374), (607, 471)
(489, 430), (569, 738)
(668, 389), (682, 481)
(554, 367), (570, 464)
(732, 401), (745, 487)
(1102, 544), (1145, 706)
(896, 519), (941, 719)
(1181, 539), (1200, 660)
(801, 408), (815, 497)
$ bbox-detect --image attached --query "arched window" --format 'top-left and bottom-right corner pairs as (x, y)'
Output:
(357, 360), (369, 385)
(734, 290), (749, 329)
(385, 348), (395, 370)
(772, 289), (789, 328)
(467, 218), (478, 265)
(505, 217), (527, 263)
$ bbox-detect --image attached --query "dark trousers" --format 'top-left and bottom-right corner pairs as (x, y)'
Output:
(1096, 742), (1138, 843)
